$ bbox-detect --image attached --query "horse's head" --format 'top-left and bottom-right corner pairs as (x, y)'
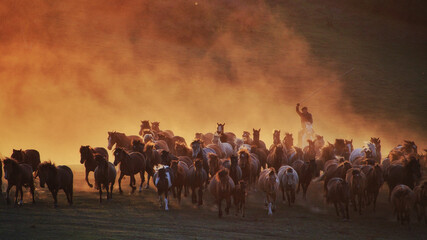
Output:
(195, 133), (203, 139)
(230, 155), (238, 166)
(113, 147), (126, 166)
(285, 168), (296, 187)
(11, 149), (24, 162)
(406, 156), (421, 183)
(191, 139), (202, 158)
(216, 123), (225, 134)
(107, 132), (116, 150)
(273, 130), (281, 144)
(351, 169), (363, 189)
(139, 120), (151, 136)
(3, 157), (19, 180)
(175, 142), (186, 155)
(151, 122), (160, 132)
(253, 128), (261, 141)
(373, 164), (384, 186)
(132, 140), (145, 153)
(274, 144), (284, 156)
(284, 133), (293, 149)
(208, 153), (219, 175)
(238, 149), (250, 169)
(79, 145), (92, 164)
(37, 161), (56, 188)
(143, 133), (154, 143)
(403, 140), (417, 154)
(242, 131), (251, 139)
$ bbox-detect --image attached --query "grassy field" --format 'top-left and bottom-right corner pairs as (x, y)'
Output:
(0, 165), (426, 240)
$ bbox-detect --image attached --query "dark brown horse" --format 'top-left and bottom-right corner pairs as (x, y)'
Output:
(267, 144), (287, 172)
(144, 142), (162, 189)
(188, 159), (207, 205)
(303, 140), (316, 162)
(234, 180), (247, 217)
(208, 153), (222, 178)
(139, 120), (151, 136)
(391, 184), (415, 225)
(229, 155), (242, 185)
(238, 148), (260, 187)
(209, 169), (235, 218)
(195, 132), (214, 145)
(318, 160), (352, 193)
(159, 150), (179, 166)
(361, 164), (383, 211)
(113, 147), (146, 193)
(414, 180), (427, 224)
(108, 131), (142, 150)
(251, 145), (268, 170)
(175, 141), (192, 158)
(315, 143), (336, 175)
(79, 145), (109, 188)
(327, 177), (350, 220)
(252, 129), (268, 153)
(38, 161), (73, 207)
(292, 159), (317, 200)
(94, 154), (116, 202)
(170, 160), (188, 202)
(345, 168), (366, 215)
(334, 139), (347, 158)
(11, 149), (40, 174)
(242, 131), (253, 145)
(386, 156), (421, 201)
(3, 158), (35, 206)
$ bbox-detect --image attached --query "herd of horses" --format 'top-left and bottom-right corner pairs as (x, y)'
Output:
(1, 120), (426, 225)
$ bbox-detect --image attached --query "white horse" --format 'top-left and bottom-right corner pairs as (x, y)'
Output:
(277, 165), (299, 206)
(213, 134), (235, 158)
(349, 142), (378, 164)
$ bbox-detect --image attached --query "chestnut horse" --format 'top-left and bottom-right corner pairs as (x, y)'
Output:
(38, 161), (73, 207)
(238, 148), (260, 187)
(188, 159), (208, 205)
(170, 160), (189, 202)
(385, 156), (421, 201)
(113, 147), (146, 193)
(267, 144), (287, 172)
(3, 158), (35, 206)
(234, 180), (247, 217)
(209, 169), (235, 218)
(79, 145), (109, 188)
(144, 142), (162, 189)
(94, 154), (116, 202)
(345, 168), (366, 215)
(108, 131), (142, 150)
(361, 164), (384, 211)
(229, 155), (242, 185)
(258, 168), (279, 216)
(327, 177), (350, 220)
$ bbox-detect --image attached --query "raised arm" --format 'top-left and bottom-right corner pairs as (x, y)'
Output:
(296, 103), (302, 116)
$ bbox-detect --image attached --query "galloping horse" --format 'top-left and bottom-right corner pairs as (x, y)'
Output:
(216, 123), (236, 148)
(108, 131), (142, 151)
(94, 154), (116, 202)
(153, 166), (173, 210)
(3, 158), (35, 206)
(350, 138), (381, 164)
(11, 149), (40, 174)
(190, 139), (216, 182)
(38, 161), (73, 207)
(209, 169), (235, 218)
(80, 145), (109, 188)
(113, 147), (146, 193)
(212, 134), (234, 158)
(258, 168), (279, 216)
(238, 148), (260, 187)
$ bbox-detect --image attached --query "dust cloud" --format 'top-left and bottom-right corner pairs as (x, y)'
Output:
(0, 0), (424, 164)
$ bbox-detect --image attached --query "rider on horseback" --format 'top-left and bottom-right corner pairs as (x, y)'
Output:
(296, 103), (314, 147)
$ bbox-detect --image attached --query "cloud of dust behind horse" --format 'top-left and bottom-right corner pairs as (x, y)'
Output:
(0, 0), (424, 164)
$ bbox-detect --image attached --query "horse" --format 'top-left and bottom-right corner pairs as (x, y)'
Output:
(388, 140), (418, 162)
(216, 123), (237, 148)
(209, 169), (235, 218)
(252, 129), (268, 152)
(238, 148), (260, 187)
(94, 154), (116, 202)
(79, 145), (109, 188)
(151, 121), (175, 138)
(113, 147), (146, 193)
(326, 177), (350, 220)
(206, 143), (225, 159)
(175, 141), (192, 158)
(3, 158), (35, 206)
(195, 132), (214, 145)
(234, 180), (247, 217)
(318, 160), (352, 193)
(188, 159), (208, 205)
(38, 161), (73, 207)
(208, 153), (222, 179)
(334, 139), (347, 158)
(242, 131), (253, 145)
(344, 139), (354, 161)
(314, 135), (325, 158)
(414, 181), (427, 224)
(229, 155), (242, 185)
(138, 120), (152, 136)
(144, 142), (162, 189)
(278, 165), (299, 206)
(258, 168), (279, 216)
(132, 140), (145, 154)
(315, 143), (336, 174)
(391, 184), (416, 225)
(153, 166), (173, 210)
(360, 164), (384, 211)
(11, 149), (40, 174)
(292, 159), (317, 200)
(303, 139), (316, 162)
(350, 138), (381, 164)
(345, 168), (366, 215)
(159, 150), (178, 166)
(251, 145), (268, 170)
(190, 139), (216, 183)
(170, 160), (189, 202)
(108, 131), (142, 150)
(385, 156), (421, 201)
(212, 134), (234, 158)
(270, 130), (281, 150)
(283, 133), (303, 165)
(267, 144), (287, 172)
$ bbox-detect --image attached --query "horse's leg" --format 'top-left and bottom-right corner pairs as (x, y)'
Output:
(303, 183), (308, 200)
(70, 184), (73, 205)
(99, 185), (103, 203)
(139, 171), (145, 192)
(145, 174), (151, 189)
(358, 193), (362, 215)
(118, 172), (124, 194)
(286, 190), (291, 207)
(64, 189), (71, 205)
(198, 187), (204, 206)
(218, 198), (223, 218)
(172, 186), (177, 199)
(281, 186), (285, 203)
(53, 189), (58, 208)
(191, 187), (196, 204)
(6, 184), (12, 205)
(177, 185), (182, 203)
(225, 195), (231, 215)
(130, 174), (136, 193)
(334, 202), (339, 216)
(30, 183), (35, 204)
(85, 168), (93, 188)
(165, 191), (169, 211)
(15, 185), (20, 206)
(110, 182), (114, 200)
(291, 189), (295, 204)
(345, 202), (350, 220)
(373, 190), (378, 212)
(296, 180), (301, 194)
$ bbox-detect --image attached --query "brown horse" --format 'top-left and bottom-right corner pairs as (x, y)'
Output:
(108, 131), (142, 150)
(138, 120), (151, 136)
(144, 142), (162, 189)
(242, 131), (253, 145)
(292, 159), (317, 200)
(271, 130), (281, 148)
(209, 169), (235, 218)
(208, 153), (222, 178)
(334, 139), (347, 158)
(38, 161), (73, 207)
(178, 156), (193, 168)
(113, 147), (146, 193)
(303, 140), (316, 162)
(414, 181), (427, 224)
(314, 135), (325, 157)
(206, 143), (224, 159)
(3, 158), (35, 206)
(251, 145), (268, 170)
(151, 121), (175, 138)
(318, 160), (352, 193)
(386, 156), (421, 201)
(344, 139), (354, 161)
(258, 168), (279, 216)
(159, 150), (179, 166)
(175, 141), (192, 158)
(252, 129), (268, 152)
(315, 143), (336, 175)
(195, 132), (214, 145)
(327, 177), (350, 220)
(361, 164), (383, 211)
(188, 159), (208, 205)
(11, 149), (40, 174)
(345, 168), (366, 215)
(94, 154), (116, 202)
(229, 155), (242, 185)
(79, 145), (109, 188)
(238, 148), (260, 187)
(391, 184), (415, 225)
(170, 160), (189, 202)
(267, 144), (287, 172)
(234, 180), (247, 217)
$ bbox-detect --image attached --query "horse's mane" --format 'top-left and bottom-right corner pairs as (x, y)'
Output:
(144, 142), (155, 152)
(94, 154), (108, 165)
(39, 161), (57, 175)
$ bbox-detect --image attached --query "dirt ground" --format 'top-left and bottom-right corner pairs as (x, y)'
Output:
(0, 165), (425, 240)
